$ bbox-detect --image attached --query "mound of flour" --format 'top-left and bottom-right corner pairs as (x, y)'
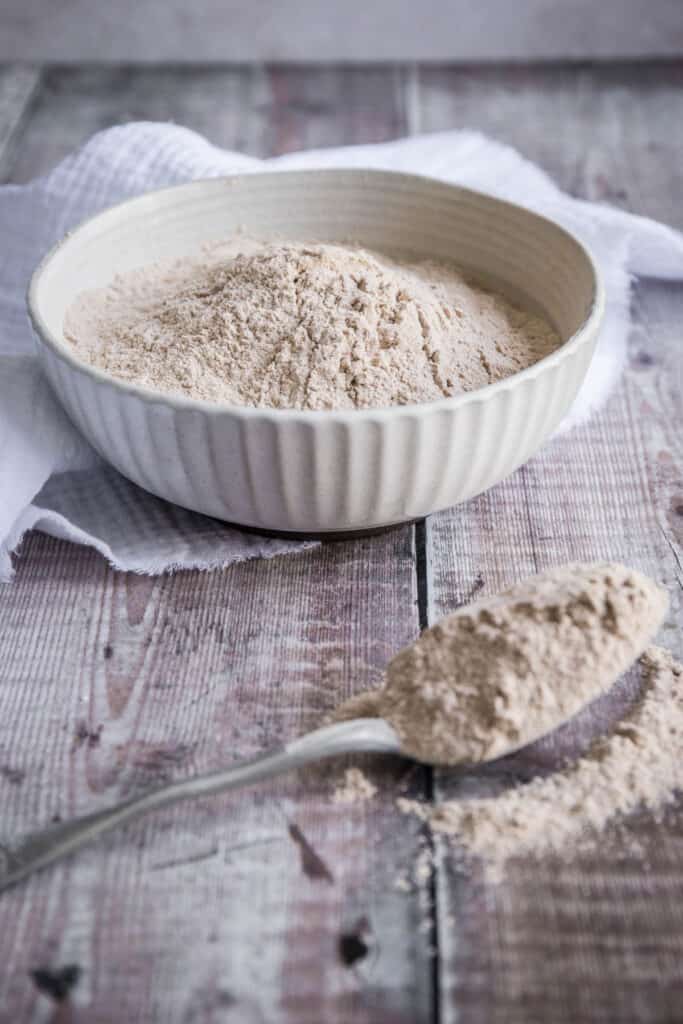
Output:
(330, 561), (674, 878)
(333, 562), (669, 766)
(64, 239), (560, 411)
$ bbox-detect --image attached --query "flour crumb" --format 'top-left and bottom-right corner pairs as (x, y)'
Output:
(64, 239), (561, 411)
(333, 767), (378, 805)
(397, 797), (427, 820)
(413, 844), (434, 884)
(393, 842), (434, 893)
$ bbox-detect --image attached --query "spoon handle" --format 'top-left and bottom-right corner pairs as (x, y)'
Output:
(0, 718), (399, 892)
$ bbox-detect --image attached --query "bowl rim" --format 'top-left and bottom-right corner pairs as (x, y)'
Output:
(27, 166), (605, 423)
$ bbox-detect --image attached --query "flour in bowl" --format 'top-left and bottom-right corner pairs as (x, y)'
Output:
(64, 238), (560, 411)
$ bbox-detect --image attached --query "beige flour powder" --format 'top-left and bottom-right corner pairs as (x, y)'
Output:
(332, 767), (378, 805)
(399, 647), (683, 875)
(64, 239), (560, 411)
(333, 563), (669, 766)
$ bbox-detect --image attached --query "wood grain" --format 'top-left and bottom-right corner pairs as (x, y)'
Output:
(416, 62), (683, 228)
(4, 65), (410, 183)
(260, 67), (409, 160)
(4, 66), (265, 184)
(420, 70), (683, 1024)
(0, 533), (434, 1023)
(0, 66), (40, 180)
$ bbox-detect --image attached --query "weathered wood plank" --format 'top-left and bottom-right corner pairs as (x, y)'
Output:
(259, 67), (409, 158)
(10, 62), (683, 226)
(0, 65), (41, 181)
(417, 62), (683, 228)
(0, 533), (432, 1022)
(419, 69), (683, 1024)
(4, 66), (265, 183)
(4, 65), (410, 183)
(0, 66), (435, 1023)
(1, 1), (682, 63)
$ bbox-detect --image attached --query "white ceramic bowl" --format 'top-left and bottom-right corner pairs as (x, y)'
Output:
(28, 170), (604, 535)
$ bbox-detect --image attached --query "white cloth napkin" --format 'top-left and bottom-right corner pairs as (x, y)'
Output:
(2, 124), (683, 581)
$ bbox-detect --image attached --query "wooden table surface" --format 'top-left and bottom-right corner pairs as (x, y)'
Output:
(0, 63), (682, 1024)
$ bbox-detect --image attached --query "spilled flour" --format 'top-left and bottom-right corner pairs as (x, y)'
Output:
(399, 647), (683, 877)
(64, 238), (560, 411)
(332, 767), (377, 805)
(330, 561), (677, 879)
(334, 563), (668, 766)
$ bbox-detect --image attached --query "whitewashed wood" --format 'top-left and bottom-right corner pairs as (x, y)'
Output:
(256, 67), (409, 159)
(417, 62), (683, 228)
(0, 534), (434, 1022)
(1, 0), (682, 62)
(0, 66), (40, 180)
(5, 66), (411, 183)
(5, 66), (266, 183)
(421, 71), (683, 1023)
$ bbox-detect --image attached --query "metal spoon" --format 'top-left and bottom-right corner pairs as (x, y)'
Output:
(0, 653), (638, 893)
(0, 718), (400, 892)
